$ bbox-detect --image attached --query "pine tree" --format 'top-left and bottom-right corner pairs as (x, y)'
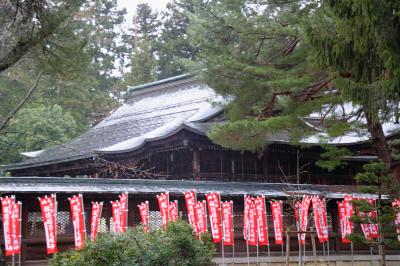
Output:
(349, 162), (400, 266)
(186, 0), (400, 172)
(186, 0), (323, 152)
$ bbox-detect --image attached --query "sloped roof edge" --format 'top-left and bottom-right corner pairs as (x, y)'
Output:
(124, 73), (194, 99)
(0, 176), (374, 198)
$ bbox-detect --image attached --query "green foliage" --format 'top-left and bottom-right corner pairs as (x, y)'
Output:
(156, 0), (199, 79)
(0, 0), (125, 163)
(355, 162), (394, 193)
(124, 38), (157, 86)
(0, 105), (78, 164)
(306, 0), (400, 167)
(208, 116), (302, 152)
(123, 0), (198, 84)
(50, 220), (214, 266)
(348, 162), (400, 248)
(185, 0), (336, 152)
(315, 146), (351, 172)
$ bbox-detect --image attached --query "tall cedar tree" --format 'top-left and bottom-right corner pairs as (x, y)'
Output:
(125, 1), (199, 84)
(124, 3), (159, 85)
(156, 0), (199, 79)
(306, 0), (400, 168)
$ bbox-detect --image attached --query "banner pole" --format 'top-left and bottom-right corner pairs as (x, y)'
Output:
(54, 193), (58, 255)
(125, 192), (129, 232)
(231, 201), (235, 266)
(267, 244), (271, 266)
(350, 242), (355, 266)
(245, 195), (250, 266)
(10, 196), (15, 266)
(80, 195), (87, 239)
(327, 237), (330, 266)
(256, 215), (259, 266)
(264, 196), (270, 266)
(322, 241), (326, 263)
(281, 242), (284, 266)
(256, 244), (259, 266)
(297, 205), (302, 266)
(220, 195), (225, 266)
(370, 246), (373, 266)
(167, 192), (170, 226)
(18, 201), (22, 266)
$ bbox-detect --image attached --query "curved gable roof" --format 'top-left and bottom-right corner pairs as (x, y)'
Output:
(5, 75), (225, 170)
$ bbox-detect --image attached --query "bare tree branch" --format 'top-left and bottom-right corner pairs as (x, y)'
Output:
(0, 72), (42, 132)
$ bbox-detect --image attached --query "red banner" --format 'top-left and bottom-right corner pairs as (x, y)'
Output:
(157, 192), (169, 228)
(111, 200), (123, 233)
(1, 197), (21, 256)
(254, 196), (269, 246)
(12, 201), (21, 255)
(138, 201), (149, 232)
(194, 200), (207, 234)
(221, 201), (234, 246)
(337, 195), (354, 243)
(295, 196), (311, 245)
(206, 192), (222, 243)
(90, 201), (103, 241)
(69, 194), (86, 249)
(358, 198), (379, 240)
(271, 201), (283, 245)
(39, 195), (57, 254)
(392, 199), (400, 241)
(184, 190), (197, 229)
(311, 196), (328, 243)
(244, 196), (258, 246)
(243, 196), (250, 240)
(119, 193), (128, 233)
(169, 200), (179, 221)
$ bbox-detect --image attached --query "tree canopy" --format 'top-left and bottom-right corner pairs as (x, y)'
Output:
(185, 0), (400, 170)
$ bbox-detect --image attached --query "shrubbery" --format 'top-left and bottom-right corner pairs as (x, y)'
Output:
(50, 220), (215, 266)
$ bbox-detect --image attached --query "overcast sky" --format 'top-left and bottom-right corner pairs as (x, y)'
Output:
(118, 0), (171, 26)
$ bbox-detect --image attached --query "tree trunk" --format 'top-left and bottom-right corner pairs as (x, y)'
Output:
(364, 111), (392, 168)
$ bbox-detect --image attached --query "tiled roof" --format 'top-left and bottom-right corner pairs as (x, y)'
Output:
(4, 74), (224, 170)
(0, 176), (370, 199)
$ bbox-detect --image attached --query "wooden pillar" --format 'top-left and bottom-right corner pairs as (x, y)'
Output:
(193, 149), (200, 181)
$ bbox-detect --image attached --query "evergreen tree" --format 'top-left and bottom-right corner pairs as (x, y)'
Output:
(186, 0), (400, 171)
(306, 0), (400, 168)
(349, 162), (400, 266)
(125, 38), (157, 86)
(156, 0), (199, 79)
(131, 3), (161, 42)
(123, 4), (160, 85)
(186, 0), (323, 152)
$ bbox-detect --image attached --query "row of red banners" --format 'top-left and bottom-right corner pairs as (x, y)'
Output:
(3, 193), (400, 256)
(337, 196), (380, 243)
